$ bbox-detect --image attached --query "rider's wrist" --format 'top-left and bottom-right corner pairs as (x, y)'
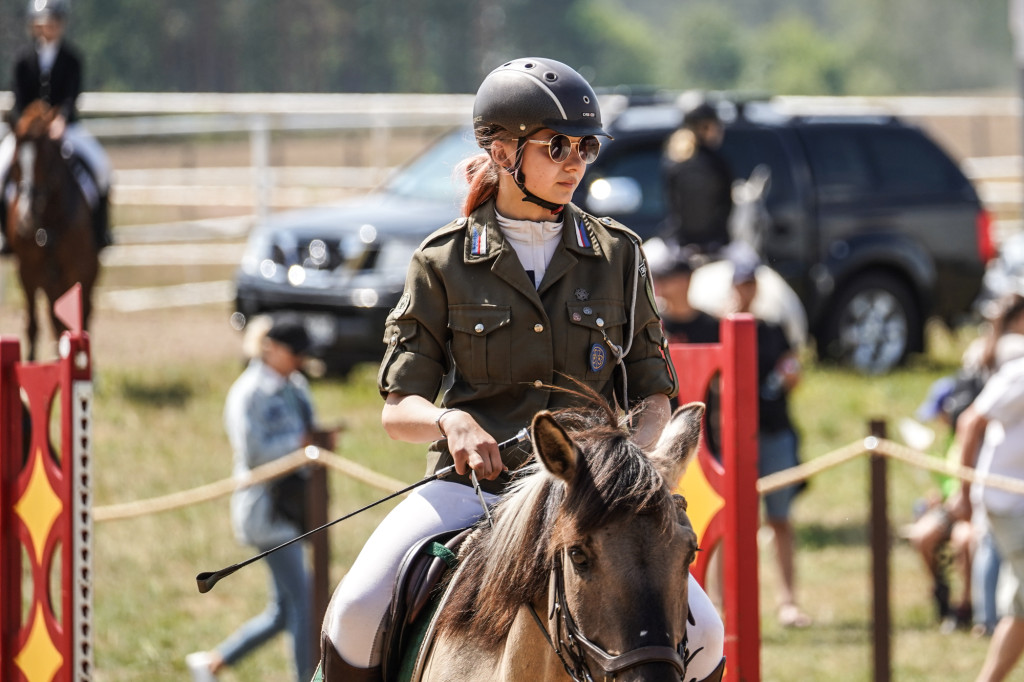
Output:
(436, 408), (462, 438)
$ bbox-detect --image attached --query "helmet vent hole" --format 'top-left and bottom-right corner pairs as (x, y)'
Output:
(523, 62), (536, 69)
(502, 61), (512, 67)
(583, 96), (591, 104)
(544, 72), (558, 82)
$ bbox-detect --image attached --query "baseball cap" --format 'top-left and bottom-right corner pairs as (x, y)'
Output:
(731, 257), (759, 285)
(916, 375), (957, 422)
(266, 316), (312, 356)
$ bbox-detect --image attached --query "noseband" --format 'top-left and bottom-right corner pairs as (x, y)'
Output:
(527, 550), (700, 682)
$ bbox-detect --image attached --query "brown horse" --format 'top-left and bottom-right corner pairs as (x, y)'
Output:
(405, 399), (714, 682)
(6, 100), (99, 360)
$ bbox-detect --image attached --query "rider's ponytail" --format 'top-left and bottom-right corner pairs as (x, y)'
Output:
(459, 152), (499, 217)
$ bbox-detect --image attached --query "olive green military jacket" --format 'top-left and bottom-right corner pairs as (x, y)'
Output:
(378, 199), (678, 493)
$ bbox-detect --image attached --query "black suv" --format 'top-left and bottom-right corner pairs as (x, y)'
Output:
(232, 131), (477, 375)
(233, 99), (992, 374)
(577, 100), (994, 371)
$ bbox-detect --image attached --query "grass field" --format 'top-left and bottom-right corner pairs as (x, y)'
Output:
(0, 280), (1001, 681)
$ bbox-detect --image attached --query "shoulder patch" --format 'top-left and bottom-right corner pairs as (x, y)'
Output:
(394, 291), (411, 316)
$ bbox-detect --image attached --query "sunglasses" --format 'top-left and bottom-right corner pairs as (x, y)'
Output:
(526, 134), (602, 164)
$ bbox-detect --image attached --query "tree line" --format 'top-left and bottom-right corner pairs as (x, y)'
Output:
(0, 0), (1016, 97)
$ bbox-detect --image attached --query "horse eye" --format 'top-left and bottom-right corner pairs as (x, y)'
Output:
(567, 547), (589, 569)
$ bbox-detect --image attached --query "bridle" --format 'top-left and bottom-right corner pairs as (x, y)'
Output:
(526, 549), (700, 682)
(466, 447), (699, 681)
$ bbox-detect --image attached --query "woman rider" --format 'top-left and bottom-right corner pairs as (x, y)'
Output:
(320, 57), (725, 682)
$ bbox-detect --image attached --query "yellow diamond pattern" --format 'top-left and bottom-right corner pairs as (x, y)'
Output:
(674, 458), (725, 543)
(14, 449), (63, 565)
(15, 603), (63, 681)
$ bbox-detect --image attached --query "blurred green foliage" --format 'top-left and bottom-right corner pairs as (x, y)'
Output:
(0, 0), (1016, 95)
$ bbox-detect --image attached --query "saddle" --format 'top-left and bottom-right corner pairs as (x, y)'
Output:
(381, 526), (472, 682)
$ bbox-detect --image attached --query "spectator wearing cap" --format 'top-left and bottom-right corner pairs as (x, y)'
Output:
(661, 102), (734, 259)
(651, 251), (720, 345)
(731, 256), (811, 628)
(651, 247), (723, 461)
(905, 375), (977, 633)
(187, 316), (338, 682)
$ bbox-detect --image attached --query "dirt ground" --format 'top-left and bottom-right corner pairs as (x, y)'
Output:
(0, 284), (241, 371)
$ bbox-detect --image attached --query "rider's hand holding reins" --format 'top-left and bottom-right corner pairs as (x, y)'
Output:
(382, 393), (505, 480)
(437, 409), (504, 480)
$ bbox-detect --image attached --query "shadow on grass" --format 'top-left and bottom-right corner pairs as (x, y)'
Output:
(798, 521), (867, 549)
(119, 378), (194, 408)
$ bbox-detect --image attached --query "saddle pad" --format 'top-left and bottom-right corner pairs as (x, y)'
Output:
(383, 527), (471, 682)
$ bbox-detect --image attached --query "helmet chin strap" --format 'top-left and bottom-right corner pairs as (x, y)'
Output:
(512, 138), (564, 215)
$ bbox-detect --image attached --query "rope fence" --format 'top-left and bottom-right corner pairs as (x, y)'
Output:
(94, 430), (1024, 523)
(93, 446), (406, 522)
(756, 435), (1024, 498)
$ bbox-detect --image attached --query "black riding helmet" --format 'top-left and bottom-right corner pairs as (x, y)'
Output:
(473, 58), (611, 213)
(27, 0), (70, 22)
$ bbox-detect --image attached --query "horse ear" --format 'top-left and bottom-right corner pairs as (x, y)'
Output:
(530, 411), (578, 483)
(648, 402), (705, 486)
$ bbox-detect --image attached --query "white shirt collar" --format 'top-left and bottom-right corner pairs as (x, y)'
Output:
(36, 41), (59, 74)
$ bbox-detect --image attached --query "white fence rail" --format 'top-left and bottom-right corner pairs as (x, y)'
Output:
(2, 91), (1022, 226)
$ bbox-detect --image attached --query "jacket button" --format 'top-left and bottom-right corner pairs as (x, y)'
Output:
(596, 318), (605, 327)
(474, 323), (485, 333)
(534, 324), (544, 333)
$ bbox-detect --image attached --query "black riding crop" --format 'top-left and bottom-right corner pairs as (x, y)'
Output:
(196, 428), (529, 594)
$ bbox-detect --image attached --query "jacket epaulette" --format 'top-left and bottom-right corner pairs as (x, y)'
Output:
(585, 213), (643, 243)
(417, 216), (470, 250)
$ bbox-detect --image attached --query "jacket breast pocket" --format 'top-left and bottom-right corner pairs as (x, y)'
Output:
(565, 300), (626, 382)
(448, 304), (512, 385)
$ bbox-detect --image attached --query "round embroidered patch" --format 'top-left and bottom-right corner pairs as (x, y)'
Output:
(589, 343), (606, 372)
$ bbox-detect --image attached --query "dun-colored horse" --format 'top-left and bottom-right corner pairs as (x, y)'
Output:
(333, 396), (715, 682)
(6, 100), (99, 360)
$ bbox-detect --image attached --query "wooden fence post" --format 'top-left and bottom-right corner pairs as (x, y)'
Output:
(308, 463), (330, 670)
(869, 419), (891, 682)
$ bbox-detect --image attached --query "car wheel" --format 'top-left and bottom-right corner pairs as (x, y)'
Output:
(823, 273), (920, 374)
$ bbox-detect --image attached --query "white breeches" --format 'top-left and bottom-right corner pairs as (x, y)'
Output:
(0, 124), (110, 192)
(323, 480), (497, 668)
(322, 479), (725, 679)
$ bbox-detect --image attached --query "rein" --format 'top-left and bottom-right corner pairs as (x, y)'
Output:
(523, 551), (697, 682)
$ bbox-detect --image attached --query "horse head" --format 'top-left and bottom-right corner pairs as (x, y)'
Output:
(531, 402), (704, 682)
(10, 101), (61, 236)
(433, 397), (706, 682)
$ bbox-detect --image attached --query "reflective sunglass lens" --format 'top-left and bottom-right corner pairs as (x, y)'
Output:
(548, 135), (571, 163)
(580, 136), (600, 163)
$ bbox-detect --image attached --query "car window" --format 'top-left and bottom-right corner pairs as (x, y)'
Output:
(718, 127), (798, 207)
(384, 129), (476, 202)
(800, 127), (874, 196)
(864, 128), (967, 195)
